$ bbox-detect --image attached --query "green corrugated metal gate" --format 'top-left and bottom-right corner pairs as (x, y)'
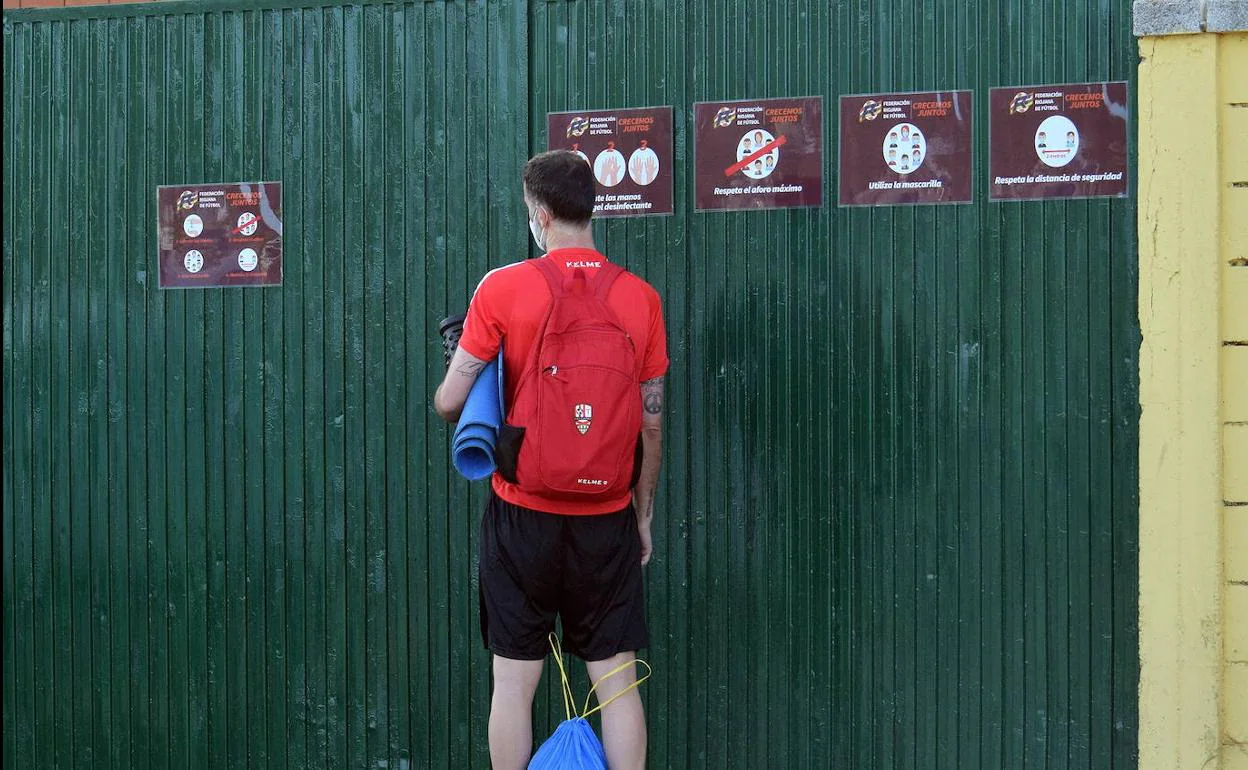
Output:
(2, 0), (1139, 767)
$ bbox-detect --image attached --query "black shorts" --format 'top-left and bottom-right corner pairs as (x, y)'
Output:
(478, 492), (649, 662)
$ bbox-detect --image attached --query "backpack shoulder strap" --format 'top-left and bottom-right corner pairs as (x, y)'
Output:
(531, 257), (566, 297)
(591, 261), (625, 301)
(514, 259), (562, 386)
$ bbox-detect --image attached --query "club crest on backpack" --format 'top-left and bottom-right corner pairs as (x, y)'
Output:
(574, 404), (593, 435)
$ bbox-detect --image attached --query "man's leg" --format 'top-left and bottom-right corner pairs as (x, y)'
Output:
(586, 652), (646, 770)
(489, 655), (545, 770)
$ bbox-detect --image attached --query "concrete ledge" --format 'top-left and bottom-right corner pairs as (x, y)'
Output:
(1209, 0), (1248, 31)
(1136, 0), (1248, 33)
(1135, 0), (1207, 35)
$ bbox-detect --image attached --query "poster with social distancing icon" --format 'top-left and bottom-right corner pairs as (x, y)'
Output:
(988, 81), (1129, 201)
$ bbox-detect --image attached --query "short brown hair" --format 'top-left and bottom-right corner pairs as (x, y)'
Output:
(523, 150), (595, 225)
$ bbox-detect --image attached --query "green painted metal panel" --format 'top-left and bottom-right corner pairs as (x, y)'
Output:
(526, 1), (1140, 769)
(3, 0), (1138, 767)
(2, 2), (528, 768)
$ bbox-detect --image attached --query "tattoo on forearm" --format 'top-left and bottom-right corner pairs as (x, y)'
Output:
(455, 360), (485, 377)
(641, 376), (665, 415)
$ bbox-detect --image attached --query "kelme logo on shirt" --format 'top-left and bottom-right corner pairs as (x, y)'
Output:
(574, 403), (593, 435)
(565, 260), (602, 269)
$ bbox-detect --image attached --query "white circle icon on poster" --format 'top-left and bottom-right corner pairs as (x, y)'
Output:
(738, 129), (779, 180)
(236, 211), (259, 236)
(1035, 115), (1079, 168)
(593, 144), (627, 187)
(238, 248), (259, 272)
(882, 123), (927, 175)
(184, 250), (204, 274)
(628, 141), (660, 186)
(183, 214), (204, 238)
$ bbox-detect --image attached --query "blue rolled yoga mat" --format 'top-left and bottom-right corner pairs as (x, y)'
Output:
(451, 351), (505, 481)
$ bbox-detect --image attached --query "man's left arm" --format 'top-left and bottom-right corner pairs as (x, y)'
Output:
(433, 346), (488, 423)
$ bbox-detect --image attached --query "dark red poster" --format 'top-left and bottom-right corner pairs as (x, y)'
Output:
(989, 82), (1129, 201)
(838, 90), (974, 206)
(693, 96), (823, 211)
(546, 107), (674, 217)
(157, 182), (283, 288)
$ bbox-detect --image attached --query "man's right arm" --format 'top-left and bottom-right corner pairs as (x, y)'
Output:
(633, 375), (664, 566)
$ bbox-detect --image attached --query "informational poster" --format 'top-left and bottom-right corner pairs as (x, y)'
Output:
(838, 90), (973, 206)
(989, 81), (1129, 201)
(693, 96), (823, 211)
(157, 182), (283, 288)
(547, 106), (674, 217)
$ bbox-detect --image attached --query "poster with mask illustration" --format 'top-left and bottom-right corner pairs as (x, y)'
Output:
(693, 96), (823, 211)
(546, 106), (674, 217)
(989, 81), (1129, 201)
(838, 90), (973, 206)
(157, 182), (283, 288)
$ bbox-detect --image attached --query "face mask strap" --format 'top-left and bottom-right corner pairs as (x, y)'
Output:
(529, 205), (550, 251)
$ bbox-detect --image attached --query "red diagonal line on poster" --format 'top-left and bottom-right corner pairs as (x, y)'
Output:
(723, 134), (789, 177)
(231, 214), (258, 234)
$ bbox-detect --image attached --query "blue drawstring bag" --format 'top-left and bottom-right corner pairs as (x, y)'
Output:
(527, 718), (607, 770)
(529, 635), (652, 770)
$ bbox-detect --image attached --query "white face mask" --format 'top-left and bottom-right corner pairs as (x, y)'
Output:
(528, 206), (548, 252)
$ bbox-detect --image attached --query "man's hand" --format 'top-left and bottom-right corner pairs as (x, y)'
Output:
(433, 346), (488, 423)
(636, 513), (654, 567)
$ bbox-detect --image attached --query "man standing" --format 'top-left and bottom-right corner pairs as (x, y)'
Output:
(434, 150), (668, 770)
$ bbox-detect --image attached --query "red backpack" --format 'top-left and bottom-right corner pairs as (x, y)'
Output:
(501, 258), (641, 503)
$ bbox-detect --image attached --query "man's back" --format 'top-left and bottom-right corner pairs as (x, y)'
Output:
(458, 247), (668, 515)
(432, 150), (660, 770)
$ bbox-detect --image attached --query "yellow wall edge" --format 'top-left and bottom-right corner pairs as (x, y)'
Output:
(1137, 32), (1224, 770)
(1222, 30), (1248, 768)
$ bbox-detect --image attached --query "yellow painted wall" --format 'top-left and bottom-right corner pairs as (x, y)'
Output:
(1138, 31), (1224, 770)
(1138, 28), (1248, 770)
(1221, 30), (1248, 769)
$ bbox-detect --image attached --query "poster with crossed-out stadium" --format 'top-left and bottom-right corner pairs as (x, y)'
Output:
(693, 96), (823, 211)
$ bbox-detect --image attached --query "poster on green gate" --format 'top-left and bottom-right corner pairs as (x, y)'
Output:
(546, 106), (674, 217)
(988, 81), (1129, 201)
(157, 182), (283, 288)
(838, 90), (974, 206)
(693, 96), (824, 211)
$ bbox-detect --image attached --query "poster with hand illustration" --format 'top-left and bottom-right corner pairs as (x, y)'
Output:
(547, 106), (674, 217)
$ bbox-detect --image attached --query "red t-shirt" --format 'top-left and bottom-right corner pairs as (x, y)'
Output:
(458, 248), (669, 515)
